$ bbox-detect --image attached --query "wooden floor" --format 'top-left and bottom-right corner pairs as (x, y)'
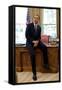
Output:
(16, 72), (59, 83)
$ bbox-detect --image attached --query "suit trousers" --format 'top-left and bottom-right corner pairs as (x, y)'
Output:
(26, 41), (49, 76)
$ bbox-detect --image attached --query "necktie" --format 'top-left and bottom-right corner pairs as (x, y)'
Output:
(35, 24), (37, 31)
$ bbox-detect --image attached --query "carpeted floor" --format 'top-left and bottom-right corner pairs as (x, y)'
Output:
(16, 72), (59, 83)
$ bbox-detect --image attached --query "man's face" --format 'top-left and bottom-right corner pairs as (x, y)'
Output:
(33, 16), (39, 24)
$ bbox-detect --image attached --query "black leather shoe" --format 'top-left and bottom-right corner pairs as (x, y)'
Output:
(33, 75), (37, 81)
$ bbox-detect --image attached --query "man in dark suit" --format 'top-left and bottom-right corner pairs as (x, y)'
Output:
(25, 15), (49, 80)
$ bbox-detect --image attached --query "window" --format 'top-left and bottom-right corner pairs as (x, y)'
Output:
(42, 9), (57, 38)
(15, 7), (28, 44)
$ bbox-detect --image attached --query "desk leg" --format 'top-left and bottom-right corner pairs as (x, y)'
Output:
(20, 52), (23, 72)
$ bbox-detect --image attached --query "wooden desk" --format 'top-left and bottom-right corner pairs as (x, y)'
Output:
(16, 43), (59, 73)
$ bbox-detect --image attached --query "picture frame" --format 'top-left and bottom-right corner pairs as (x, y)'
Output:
(8, 5), (61, 85)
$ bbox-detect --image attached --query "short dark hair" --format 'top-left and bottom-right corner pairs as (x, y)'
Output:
(33, 15), (40, 20)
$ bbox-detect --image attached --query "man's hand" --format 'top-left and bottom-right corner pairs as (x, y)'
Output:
(32, 40), (39, 47)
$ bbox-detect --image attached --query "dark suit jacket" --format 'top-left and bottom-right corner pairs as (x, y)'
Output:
(25, 23), (41, 44)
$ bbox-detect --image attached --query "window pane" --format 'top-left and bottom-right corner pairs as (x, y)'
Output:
(15, 7), (28, 44)
(43, 9), (56, 24)
(42, 25), (57, 38)
(42, 9), (57, 38)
